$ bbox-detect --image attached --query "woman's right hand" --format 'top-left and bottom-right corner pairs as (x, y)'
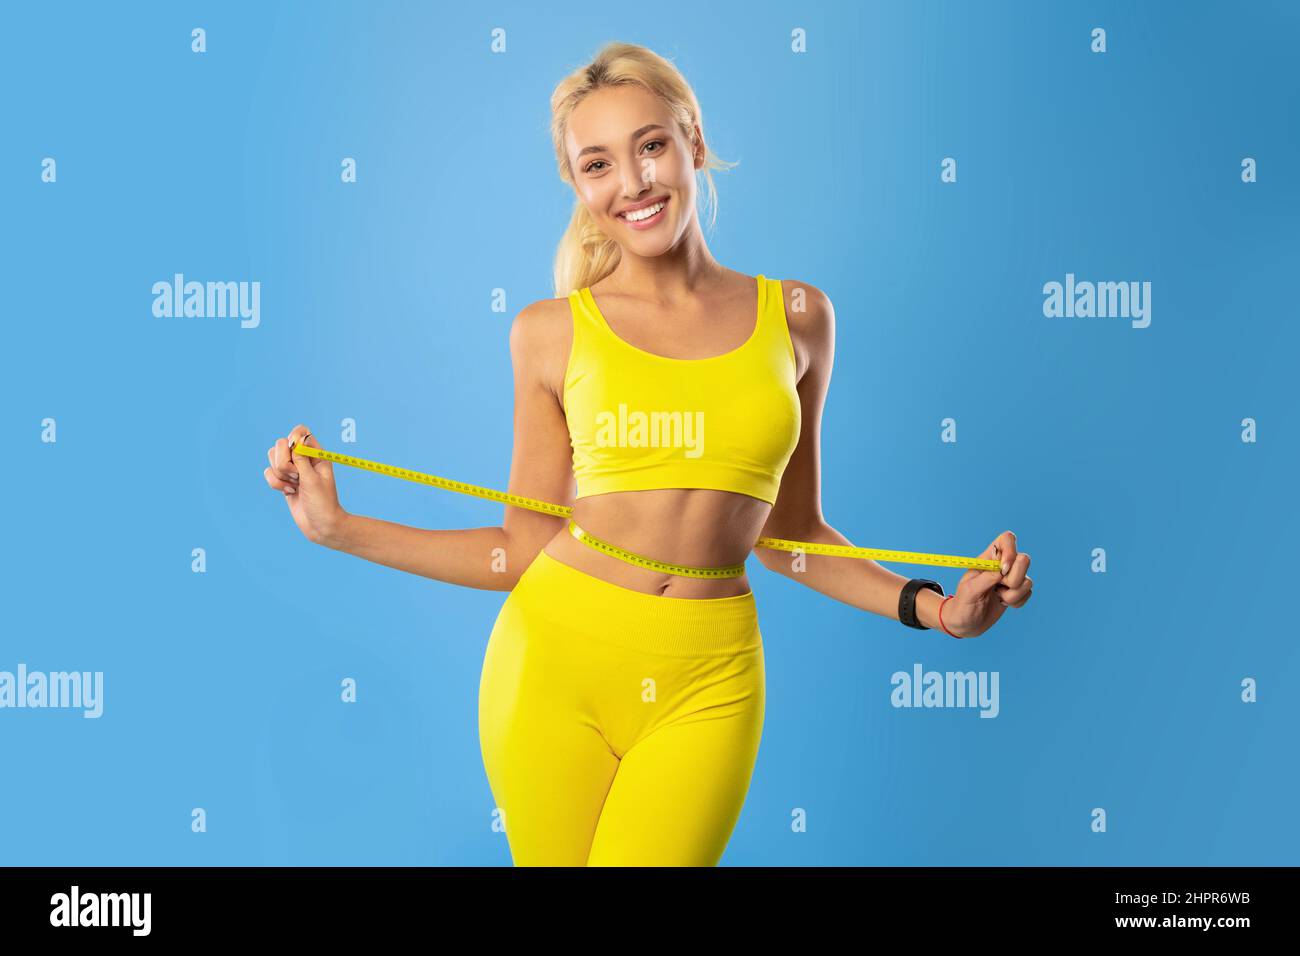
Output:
(264, 425), (348, 547)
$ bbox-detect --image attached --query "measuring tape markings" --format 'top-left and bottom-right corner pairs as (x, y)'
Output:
(287, 443), (1001, 576)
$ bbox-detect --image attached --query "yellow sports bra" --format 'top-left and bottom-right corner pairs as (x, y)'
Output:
(562, 274), (801, 505)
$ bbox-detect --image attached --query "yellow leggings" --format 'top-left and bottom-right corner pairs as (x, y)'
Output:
(478, 550), (765, 866)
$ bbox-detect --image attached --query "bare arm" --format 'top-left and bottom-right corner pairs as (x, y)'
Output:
(319, 300), (575, 591)
(754, 282), (951, 631)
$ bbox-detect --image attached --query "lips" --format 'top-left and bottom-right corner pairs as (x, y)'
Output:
(617, 196), (670, 220)
(617, 196), (670, 227)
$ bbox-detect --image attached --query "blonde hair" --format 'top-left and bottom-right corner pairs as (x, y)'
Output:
(549, 42), (737, 298)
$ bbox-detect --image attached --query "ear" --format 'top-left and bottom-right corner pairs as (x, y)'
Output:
(691, 123), (705, 167)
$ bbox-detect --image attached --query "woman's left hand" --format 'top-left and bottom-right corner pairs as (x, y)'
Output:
(939, 531), (1033, 638)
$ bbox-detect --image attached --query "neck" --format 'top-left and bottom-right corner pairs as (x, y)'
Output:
(605, 221), (726, 300)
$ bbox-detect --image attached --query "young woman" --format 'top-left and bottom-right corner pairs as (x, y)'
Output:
(263, 42), (1033, 866)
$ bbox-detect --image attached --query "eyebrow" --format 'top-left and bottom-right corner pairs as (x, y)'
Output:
(575, 124), (668, 159)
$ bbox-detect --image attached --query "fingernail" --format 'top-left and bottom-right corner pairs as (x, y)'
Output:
(285, 486), (296, 494)
(289, 472), (299, 480)
(1001, 561), (1009, 575)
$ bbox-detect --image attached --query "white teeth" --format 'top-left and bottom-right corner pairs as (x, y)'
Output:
(621, 200), (665, 222)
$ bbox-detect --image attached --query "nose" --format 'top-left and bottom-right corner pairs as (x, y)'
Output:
(620, 159), (655, 203)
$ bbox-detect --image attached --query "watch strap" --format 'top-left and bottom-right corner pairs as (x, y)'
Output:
(899, 578), (945, 630)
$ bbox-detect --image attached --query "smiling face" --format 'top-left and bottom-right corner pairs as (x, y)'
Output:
(564, 84), (703, 256)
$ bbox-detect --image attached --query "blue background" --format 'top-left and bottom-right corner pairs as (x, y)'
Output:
(2, 0), (1296, 865)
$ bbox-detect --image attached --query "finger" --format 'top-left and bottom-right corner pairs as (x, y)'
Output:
(264, 466), (296, 493)
(280, 425), (317, 479)
(271, 439), (298, 483)
(1003, 587), (1032, 608)
(966, 566), (1004, 598)
(268, 446), (297, 482)
(965, 538), (1005, 594)
(290, 430), (329, 487)
(994, 530), (1017, 576)
(1001, 552), (1030, 589)
(300, 430), (333, 482)
(997, 576), (1032, 606)
(996, 585), (1027, 605)
(285, 425), (313, 466)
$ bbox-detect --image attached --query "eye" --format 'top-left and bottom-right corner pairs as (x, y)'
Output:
(584, 140), (666, 174)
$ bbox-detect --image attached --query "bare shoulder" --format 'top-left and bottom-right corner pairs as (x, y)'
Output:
(775, 277), (834, 382)
(775, 277), (834, 332)
(508, 294), (575, 405)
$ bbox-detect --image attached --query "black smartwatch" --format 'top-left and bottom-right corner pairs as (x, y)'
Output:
(899, 578), (944, 630)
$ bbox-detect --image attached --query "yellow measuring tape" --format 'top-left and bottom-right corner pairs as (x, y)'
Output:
(288, 442), (1001, 578)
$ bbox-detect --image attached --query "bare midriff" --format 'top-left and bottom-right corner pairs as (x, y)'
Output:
(540, 487), (770, 598)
